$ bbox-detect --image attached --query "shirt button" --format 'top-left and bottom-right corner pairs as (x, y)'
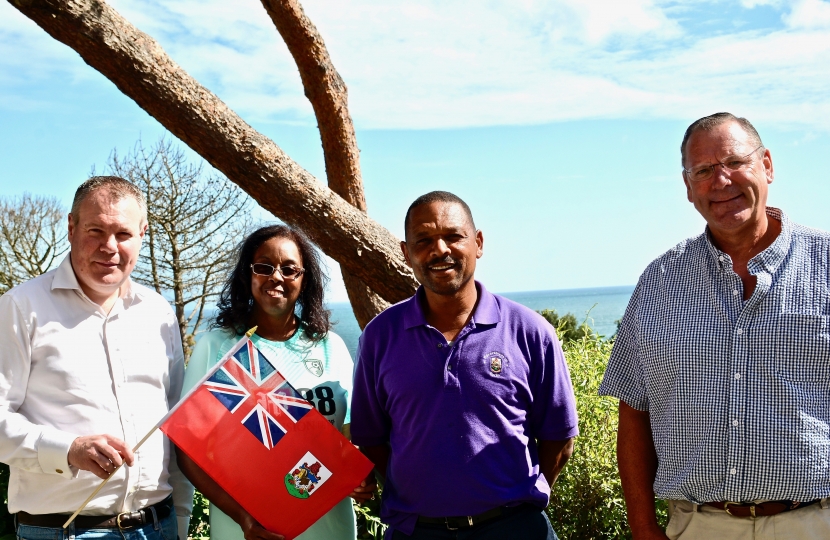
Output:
(437, 343), (443, 348)
(736, 328), (743, 335)
(734, 373), (741, 380)
(448, 365), (452, 371)
(718, 256), (724, 262)
(55, 468), (63, 474)
(732, 420), (739, 426)
(730, 468), (737, 475)
(732, 290), (739, 296)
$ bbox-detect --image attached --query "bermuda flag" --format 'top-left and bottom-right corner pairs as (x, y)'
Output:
(159, 335), (373, 539)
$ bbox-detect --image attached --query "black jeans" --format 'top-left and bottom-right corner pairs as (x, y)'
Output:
(390, 505), (559, 540)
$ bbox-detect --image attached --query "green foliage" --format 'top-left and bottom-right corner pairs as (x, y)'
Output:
(547, 333), (668, 539)
(188, 489), (211, 539)
(547, 337), (627, 538)
(538, 308), (599, 342)
(354, 490), (387, 540)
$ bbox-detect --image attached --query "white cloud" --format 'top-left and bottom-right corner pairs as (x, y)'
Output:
(740, 0), (781, 7)
(784, 0), (830, 28)
(3, 0), (830, 130)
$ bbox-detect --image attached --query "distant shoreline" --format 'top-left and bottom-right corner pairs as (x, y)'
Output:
(328, 285), (636, 356)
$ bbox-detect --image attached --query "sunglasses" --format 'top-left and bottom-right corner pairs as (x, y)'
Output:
(250, 263), (305, 281)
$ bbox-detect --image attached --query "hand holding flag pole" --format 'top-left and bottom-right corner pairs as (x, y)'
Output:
(61, 328), (259, 530)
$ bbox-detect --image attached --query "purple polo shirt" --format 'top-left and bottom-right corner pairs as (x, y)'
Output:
(351, 282), (578, 535)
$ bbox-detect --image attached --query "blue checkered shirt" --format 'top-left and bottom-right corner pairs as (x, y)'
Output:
(600, 208), (830, 503)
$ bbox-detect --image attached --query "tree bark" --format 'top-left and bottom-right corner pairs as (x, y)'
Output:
(8, 0), (418, 305)
(260, 0), (389, 328)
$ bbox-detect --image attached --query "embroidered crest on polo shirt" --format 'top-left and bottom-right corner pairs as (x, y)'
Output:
(303, 358), (324, 377)
(484, 352), (507, 375)
(284, 451), (331, 499)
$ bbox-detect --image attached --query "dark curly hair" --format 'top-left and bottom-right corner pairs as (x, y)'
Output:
(214, 224), (331, 341)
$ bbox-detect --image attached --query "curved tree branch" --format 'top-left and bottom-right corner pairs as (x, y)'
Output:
(260, 0), (390, 327)
(8, 0), (418, 305)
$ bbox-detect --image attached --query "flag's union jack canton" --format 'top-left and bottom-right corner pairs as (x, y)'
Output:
(203, 340), (313, 449)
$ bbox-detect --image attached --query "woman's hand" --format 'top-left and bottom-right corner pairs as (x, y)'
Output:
(349, 471), (378, 504)
(239, 512), (285, 540)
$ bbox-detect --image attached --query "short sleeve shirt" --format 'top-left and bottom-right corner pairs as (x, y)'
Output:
(351, 282), (579, 535)
(599, 208), (830, 503)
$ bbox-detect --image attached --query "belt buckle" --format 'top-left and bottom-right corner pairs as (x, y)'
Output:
(723, 502), (756, 519)
(444, 516), (474, 530)
(116, 511), (137, 530)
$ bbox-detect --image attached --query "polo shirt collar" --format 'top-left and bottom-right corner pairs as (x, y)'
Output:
(704, 206), (792, 276)
(402, 280), (501, 330)
(471, 281), (500, 326)
(51, 254), (141, 304)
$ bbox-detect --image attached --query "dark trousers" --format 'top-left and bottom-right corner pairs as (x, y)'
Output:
(390, 505), (559, 540)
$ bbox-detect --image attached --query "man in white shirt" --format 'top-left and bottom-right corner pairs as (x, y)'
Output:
(0, 176), (193, 539)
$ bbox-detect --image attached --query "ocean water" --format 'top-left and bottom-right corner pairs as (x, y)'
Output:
(328, 285), (635, 358)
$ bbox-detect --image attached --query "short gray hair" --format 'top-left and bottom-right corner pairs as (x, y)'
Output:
(71, 176), (147, 226)
(680, 112), (764, 166)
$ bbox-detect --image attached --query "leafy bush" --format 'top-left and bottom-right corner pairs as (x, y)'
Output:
(188, 489), (211, 539)
(354, 488), (387, 540)
(545, 330), (668, 540)
(547, 336), (628, 538)
(538, 308), (599, 342)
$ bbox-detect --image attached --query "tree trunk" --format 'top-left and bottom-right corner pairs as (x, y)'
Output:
(260, 0), (389, 328)
(8, 0), (418, 305)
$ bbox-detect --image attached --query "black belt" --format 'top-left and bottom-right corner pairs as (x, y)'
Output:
(17, 495), (173, 530)
(417, 503), (535, 530)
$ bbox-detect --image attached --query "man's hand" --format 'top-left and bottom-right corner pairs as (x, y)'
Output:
(68, 434), (134, 479)
(349, 472), (378, 503)
(239, 512), (285, 540)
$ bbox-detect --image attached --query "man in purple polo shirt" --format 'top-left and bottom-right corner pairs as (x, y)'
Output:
(351, 191), (578, 539)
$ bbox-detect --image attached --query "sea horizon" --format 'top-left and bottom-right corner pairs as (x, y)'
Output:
(328, 284), (635, 357)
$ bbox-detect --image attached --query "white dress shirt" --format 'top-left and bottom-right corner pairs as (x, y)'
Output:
(0, 255), (193, 533)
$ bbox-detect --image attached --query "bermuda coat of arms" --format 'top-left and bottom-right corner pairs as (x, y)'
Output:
(284, 451), (331, 499)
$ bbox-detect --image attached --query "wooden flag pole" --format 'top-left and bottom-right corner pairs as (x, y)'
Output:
(61, 426), (159, 529)
(62, 327), (258, 529)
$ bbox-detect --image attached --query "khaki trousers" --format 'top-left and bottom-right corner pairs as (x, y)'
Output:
(666, 499), (830, 540)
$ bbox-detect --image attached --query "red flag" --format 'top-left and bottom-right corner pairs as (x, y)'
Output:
(160, 337), (374, 539)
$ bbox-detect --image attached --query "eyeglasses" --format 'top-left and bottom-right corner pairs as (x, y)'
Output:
(250, 263), (305, 281)
(683, 145), (764, 183)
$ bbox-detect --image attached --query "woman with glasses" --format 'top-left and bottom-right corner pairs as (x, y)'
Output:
(178, 225), (359, 540)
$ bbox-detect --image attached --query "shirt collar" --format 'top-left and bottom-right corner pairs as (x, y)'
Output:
(51, 254), (140, 303)
(704, 207), (791, 275)
(402, 280), (501, 330)
(749, 207), (791, 275)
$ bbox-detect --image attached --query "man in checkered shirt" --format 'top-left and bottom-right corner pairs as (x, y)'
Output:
(599, 112), (830, 540)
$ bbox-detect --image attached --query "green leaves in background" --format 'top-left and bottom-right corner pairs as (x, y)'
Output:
(545, 329), (668, 539)
(188, 489), (211, 539)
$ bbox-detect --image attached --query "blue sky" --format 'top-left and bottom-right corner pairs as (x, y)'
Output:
(2, 0), (830, 301)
